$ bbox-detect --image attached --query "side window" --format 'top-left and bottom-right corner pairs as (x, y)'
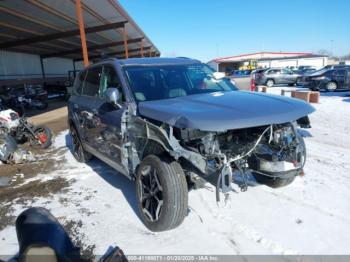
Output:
(73, 70), (86, 95)
(100, 65), (124, 102)
(268, 69), (279, 75)
(335, 70), (346, 76)
(282, 69), (292, 75)
(82, 67), (102, 97)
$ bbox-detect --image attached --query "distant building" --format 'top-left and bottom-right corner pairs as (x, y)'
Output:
(208, 52), (328, 73)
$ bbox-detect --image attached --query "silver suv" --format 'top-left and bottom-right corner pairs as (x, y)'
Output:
(256, 68), (300, 87)
(68, 58), (314, 231)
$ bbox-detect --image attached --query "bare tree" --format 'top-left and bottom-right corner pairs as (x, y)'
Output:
(317, 49), (333, 57)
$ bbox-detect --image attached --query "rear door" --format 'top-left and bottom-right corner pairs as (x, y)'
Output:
(334, 69), (346, 88)
(346, 70), (350, 89)
(267, 69), (281, 84)
(76, 66), (102, 147)
(281, 69), (297, 84)
(69, 69), (87, 133)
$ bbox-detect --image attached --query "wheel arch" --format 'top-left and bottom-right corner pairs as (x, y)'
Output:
(141, 139), (170, 160)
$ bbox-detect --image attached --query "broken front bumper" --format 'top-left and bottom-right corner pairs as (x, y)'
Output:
(217, 160), (302, 201)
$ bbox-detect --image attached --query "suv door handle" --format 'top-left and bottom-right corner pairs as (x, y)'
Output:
(73, 104), (79, 109)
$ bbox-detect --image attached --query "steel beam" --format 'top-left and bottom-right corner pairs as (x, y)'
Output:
(0, 21), (127, 50)
(42, 38), (143, 58)
(75, 0), (89, 67)
(123, 26), (129, 59)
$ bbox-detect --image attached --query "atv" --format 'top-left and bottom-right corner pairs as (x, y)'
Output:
(0, 108), (52, 149)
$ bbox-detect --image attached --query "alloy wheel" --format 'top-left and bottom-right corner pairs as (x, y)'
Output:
(326, 82), (337, 91)
(266, 80), (274, 87)
(138, 165), (164, 222)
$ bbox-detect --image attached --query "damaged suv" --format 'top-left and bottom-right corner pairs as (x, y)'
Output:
(68, 58), (315, 231)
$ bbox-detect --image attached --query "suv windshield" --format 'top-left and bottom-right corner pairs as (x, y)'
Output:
(124, 64), (237, 102)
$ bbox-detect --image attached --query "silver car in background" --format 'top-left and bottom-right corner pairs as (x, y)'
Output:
(255, 68), (300, 87)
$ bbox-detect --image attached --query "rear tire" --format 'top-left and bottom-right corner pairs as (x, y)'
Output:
(253, 136), (306, 188)
(136, 155), (188, 232)
(31, 125), (52, 149)
(69, 125), (92, 163)
(266, 79), (275, 87)
(253, 173), (297, 188)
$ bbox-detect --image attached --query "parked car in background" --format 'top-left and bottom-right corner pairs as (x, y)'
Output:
(294, 66), (317, 75)
(231, 69), (252, 77)
(295, 66), (317, 85)
(255, 68), (300, 87)
(322, 64), (350, 70)
(299, 68), (350, 91)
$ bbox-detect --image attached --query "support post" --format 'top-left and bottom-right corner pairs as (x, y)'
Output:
(123, 25), (129, 59)
(140, 39), (144, 58)
(75, 0), (89, 67)
(40, 56), (46, 78)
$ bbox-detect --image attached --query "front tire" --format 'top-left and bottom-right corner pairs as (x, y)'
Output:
(253, 136), (306, 188)
(136, 155), (188, 232)
(253, 173), (297, 188)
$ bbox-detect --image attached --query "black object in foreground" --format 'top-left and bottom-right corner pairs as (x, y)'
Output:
(15, 207), (128, 262)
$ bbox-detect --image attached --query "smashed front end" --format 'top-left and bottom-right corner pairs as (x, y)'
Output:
(172, 121), (307, 200)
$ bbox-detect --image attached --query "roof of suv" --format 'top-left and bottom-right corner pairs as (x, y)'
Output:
(118, 57), (201, 66)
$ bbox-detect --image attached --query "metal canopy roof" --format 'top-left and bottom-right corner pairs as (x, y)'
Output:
(0, 0), (160, 61)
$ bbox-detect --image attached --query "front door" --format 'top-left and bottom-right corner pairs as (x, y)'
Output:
(93, 64), (127, 168)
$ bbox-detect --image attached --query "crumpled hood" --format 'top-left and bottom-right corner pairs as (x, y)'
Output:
(138, 91), (315, 131)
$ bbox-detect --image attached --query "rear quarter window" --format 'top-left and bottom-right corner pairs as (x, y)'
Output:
(73, 70), (87, 95)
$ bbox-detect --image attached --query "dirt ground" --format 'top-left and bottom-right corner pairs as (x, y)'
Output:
(0, 100), (70, 233)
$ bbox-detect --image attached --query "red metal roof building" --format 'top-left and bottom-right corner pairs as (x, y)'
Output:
(208, 52), (328, 73)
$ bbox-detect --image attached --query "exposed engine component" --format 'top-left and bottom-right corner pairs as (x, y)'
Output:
(176, 122), (306, 195)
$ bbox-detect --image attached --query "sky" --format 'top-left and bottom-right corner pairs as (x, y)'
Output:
(118, 0), (350, 62)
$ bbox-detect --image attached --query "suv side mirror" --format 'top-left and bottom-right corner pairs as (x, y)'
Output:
(106, 87), (121, 108)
